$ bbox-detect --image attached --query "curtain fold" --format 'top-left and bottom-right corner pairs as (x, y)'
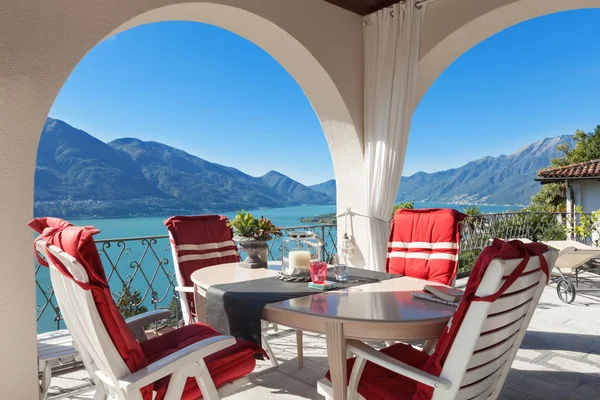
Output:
(363, 1), (426, 271)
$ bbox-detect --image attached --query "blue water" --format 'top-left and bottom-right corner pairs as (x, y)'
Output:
(66, 202), (513, 238)
(36, 202), (514, 332)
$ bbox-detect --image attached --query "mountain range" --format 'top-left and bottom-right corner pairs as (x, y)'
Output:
(35, 118), (333, 218)
(35, 118), (571, 218)
(309, 136), (573, 206)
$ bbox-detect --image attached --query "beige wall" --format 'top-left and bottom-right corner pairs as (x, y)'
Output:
(2, 0), (600, 396)
(0, 1), (363, 397)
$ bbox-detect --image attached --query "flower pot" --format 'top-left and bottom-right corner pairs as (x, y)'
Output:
(233, 235), (271, 269)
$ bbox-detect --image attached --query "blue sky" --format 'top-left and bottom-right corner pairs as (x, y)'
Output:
(49, 9), (600, 185)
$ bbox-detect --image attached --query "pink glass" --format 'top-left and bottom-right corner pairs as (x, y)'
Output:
(310, 261), (328, 284)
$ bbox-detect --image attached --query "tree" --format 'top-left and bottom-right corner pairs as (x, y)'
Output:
(116, 285), (148, 319)
(531, 125), (600, 211)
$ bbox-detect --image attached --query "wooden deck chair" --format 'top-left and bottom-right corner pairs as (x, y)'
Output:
(164, 215), (300, 368)
(318, 239), (558, 400)
(387, 209), (467, 287)
(30, 218), (265, 400)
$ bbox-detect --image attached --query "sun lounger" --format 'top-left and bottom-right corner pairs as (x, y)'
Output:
(542, 240), (600, 303)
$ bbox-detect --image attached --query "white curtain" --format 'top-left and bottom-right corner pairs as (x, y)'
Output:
(363, 1), (426, 271)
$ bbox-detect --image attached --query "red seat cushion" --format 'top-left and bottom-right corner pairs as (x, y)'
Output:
(326, 343), (429, 400)
(164, 215), (239, 316)
(386, 209), (466, 285)
(141, 323), (265, 400)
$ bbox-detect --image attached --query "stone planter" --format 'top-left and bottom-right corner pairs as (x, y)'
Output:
(233, 235), (271, 269)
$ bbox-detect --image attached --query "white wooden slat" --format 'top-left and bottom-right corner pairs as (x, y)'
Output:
(501, 255), (543, 276)
(489, 285), (537, 314)
(467, 332), (517, 369)
(483, 301), (530, 332)
(467, 380), (497, 400)
(474, 317), (525, 351)
(462, 350), (510, 386)
(456, 367), (503, 399)
(500, 270), (542, 295)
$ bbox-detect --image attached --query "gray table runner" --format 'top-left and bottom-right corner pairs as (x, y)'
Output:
(205, 268), (397, 347)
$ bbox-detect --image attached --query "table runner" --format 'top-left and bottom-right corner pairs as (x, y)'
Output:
(205, 268), (397, 346)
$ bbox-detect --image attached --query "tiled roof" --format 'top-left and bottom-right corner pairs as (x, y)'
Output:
(537, 159), (600, 180)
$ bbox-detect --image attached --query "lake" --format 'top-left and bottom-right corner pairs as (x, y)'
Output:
(36, 202), (514, 332)
(67, 202), (513, 239)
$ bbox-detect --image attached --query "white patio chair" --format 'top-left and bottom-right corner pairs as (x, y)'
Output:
(31, 218), (264, 400)
(164, 214), (303, 368)
(318, 240), (558, 400)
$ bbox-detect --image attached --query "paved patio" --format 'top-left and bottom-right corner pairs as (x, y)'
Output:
(47, 274), (600, 400)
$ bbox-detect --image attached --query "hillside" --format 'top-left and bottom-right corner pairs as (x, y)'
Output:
(310, 179), (336, 200)
(261, 171), (333, 205)
(312, 135), (573, 206)
(34, 118), (333, 218)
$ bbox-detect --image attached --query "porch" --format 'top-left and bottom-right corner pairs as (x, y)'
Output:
(35, 212), (600, 399)
(44, 272), (600, 400)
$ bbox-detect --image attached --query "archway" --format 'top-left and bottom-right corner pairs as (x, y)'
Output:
(0, 1), (364, 397)
(417, 0), (600, 104)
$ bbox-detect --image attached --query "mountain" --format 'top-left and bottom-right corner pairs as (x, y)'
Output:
(261, 171), (333, 205)
(312, 135), (573, 206)
(310, 179), (336, 200)
(34, 118), (333, 218)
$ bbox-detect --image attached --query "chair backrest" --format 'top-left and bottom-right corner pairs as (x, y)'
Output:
(424, 240), (558, 400)
(30, 219), (152, 400)
(386, 208), (466, 285)
(164, 215), (239, 322)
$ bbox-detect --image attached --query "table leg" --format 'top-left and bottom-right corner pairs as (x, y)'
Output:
(326, 321), (347, 400)
(194, 284), (207, 323)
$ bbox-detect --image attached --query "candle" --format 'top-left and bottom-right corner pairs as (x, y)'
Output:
(289, 250), (311, 271)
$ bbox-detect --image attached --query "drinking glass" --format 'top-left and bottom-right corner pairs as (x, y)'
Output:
(309, 261), (327, 284)
(333, 263), (348, 282)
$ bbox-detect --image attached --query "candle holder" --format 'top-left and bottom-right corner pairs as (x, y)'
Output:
(280, 230), (322, 280)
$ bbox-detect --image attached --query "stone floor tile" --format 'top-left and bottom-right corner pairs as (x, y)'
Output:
(547, 356), (600, 374)
(227, 370), (321, 400)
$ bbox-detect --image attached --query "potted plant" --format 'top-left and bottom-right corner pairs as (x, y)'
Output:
(228, 210), (282, 268)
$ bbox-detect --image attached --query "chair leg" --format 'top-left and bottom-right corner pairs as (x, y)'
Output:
(92, 387), (107, 400)
(39, 361), (51, 400)
(196, 359), (221, 400)
(296, 329), (304, 368)
(262, 331), (279, 367)
(164, 371), (187, 400)
(348, 356), (366, 400)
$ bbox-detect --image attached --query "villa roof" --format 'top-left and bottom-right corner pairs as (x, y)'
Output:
(324, 0), (399, 15)
(536, 159), (600, 183)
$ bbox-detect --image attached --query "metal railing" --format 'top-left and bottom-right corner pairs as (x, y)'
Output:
(35, 225), (337, 332)
(37, 213), (594, 331)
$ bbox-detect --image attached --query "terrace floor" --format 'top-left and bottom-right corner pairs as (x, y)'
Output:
(47, 273), (600, 400)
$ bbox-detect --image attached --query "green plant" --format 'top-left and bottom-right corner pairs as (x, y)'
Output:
(392, 200), (414, 218)
(463, 206), (481, 216)
(227, 210), (282, 240)
(565, 206), (600, 246)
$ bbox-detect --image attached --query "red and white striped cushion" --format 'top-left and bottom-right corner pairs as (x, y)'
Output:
(164, 215), (240, 288)
(386, 209), (466, 285)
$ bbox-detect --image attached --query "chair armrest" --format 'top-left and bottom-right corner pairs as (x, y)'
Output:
(120, 335), (236, 392)
(175, 286), (195, 293)
(125, 309), (171, 332)
(347, 340), (451, 390)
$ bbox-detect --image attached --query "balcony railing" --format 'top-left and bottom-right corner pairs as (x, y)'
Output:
(36, 213), (592, 332)
(36, 224), (337, 333)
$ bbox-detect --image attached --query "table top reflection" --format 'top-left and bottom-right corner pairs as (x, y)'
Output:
(265, 276), (456, 324)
